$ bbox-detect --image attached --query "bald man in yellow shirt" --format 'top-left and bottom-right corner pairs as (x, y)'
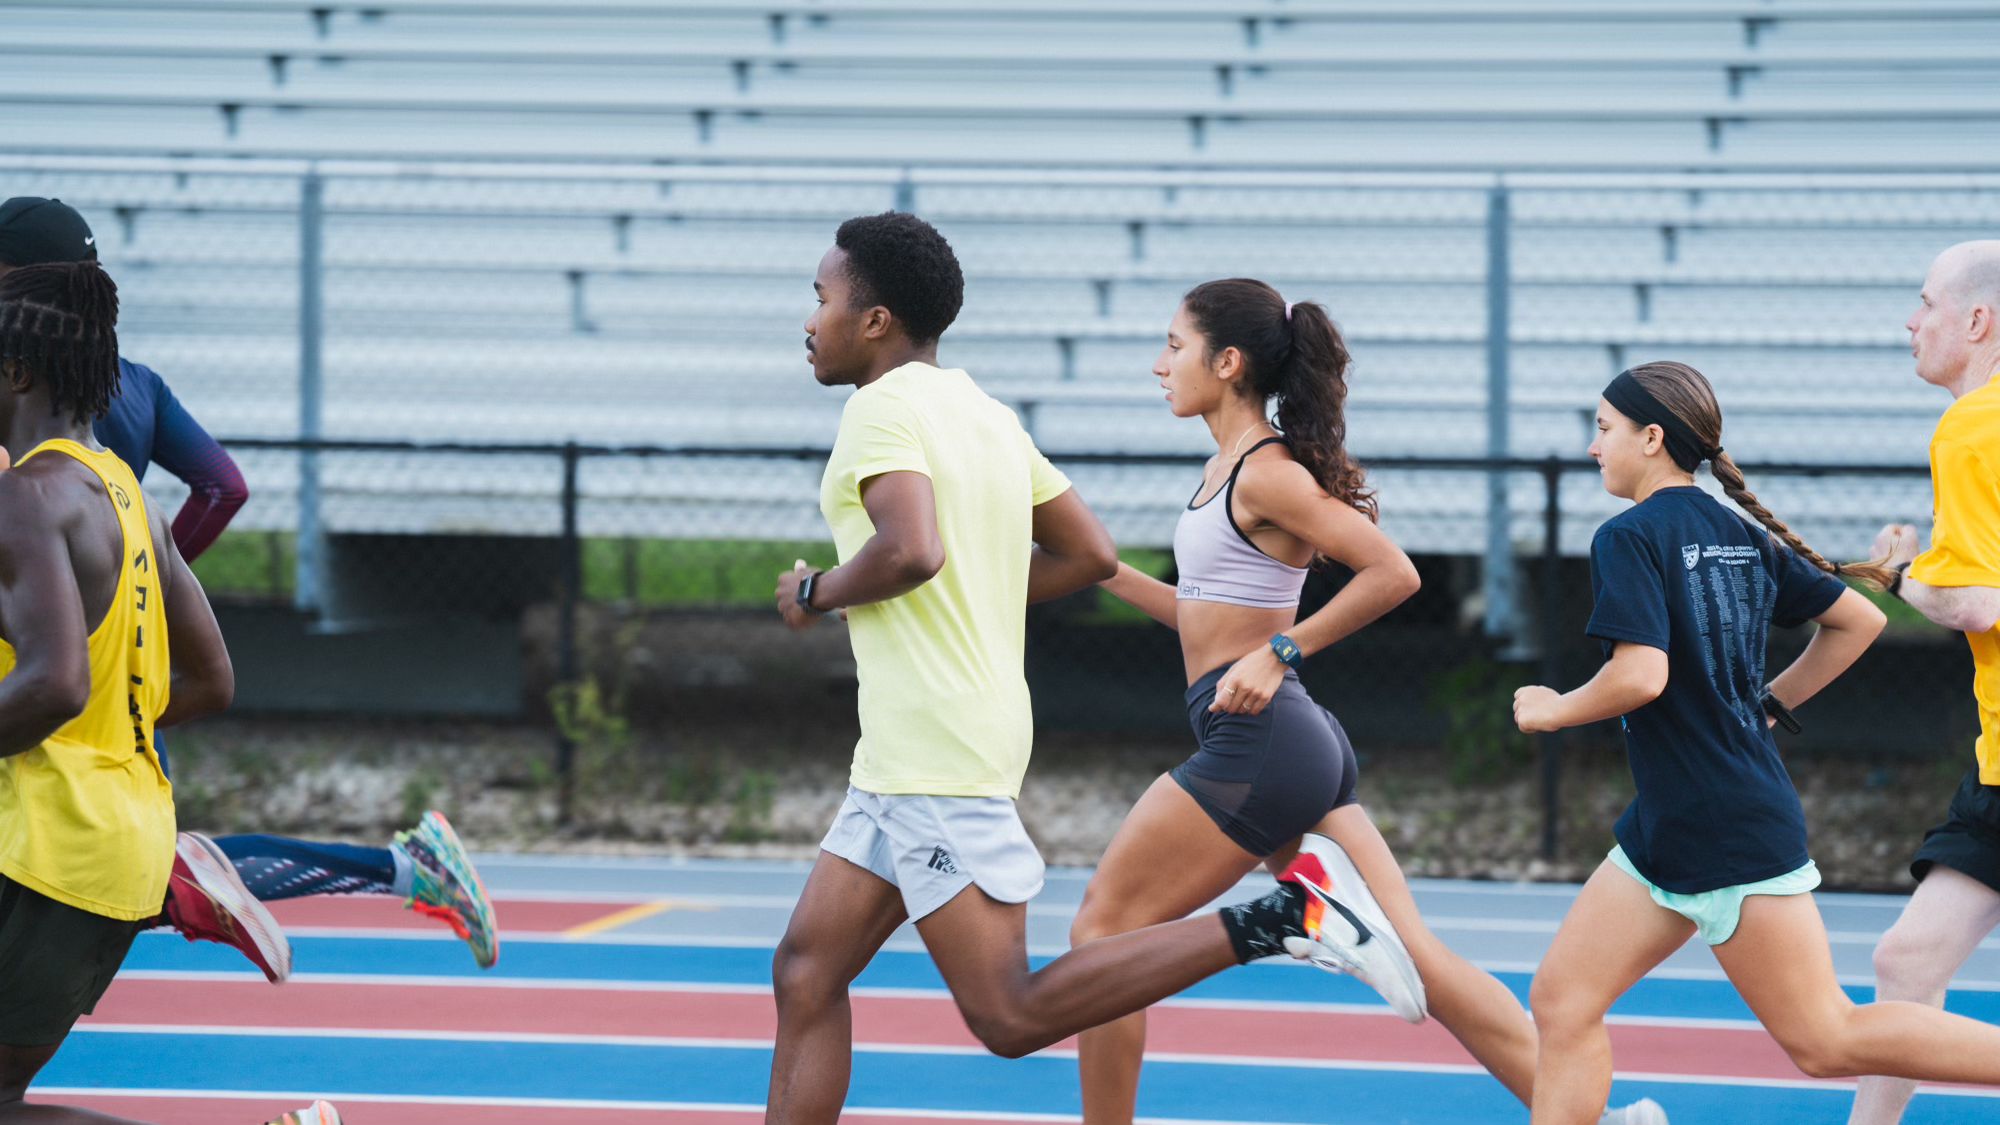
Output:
(1850, 241), (2000, 1125)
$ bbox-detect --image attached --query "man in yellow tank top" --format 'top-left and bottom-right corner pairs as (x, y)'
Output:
(0, 262), (339, 1125)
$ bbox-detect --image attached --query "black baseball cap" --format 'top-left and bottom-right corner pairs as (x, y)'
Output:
(0, 197), (97, 267)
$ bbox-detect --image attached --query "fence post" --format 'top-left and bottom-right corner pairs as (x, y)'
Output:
(1538, 456), (1564, 862)
(1482, 183), (1516, 644)
(294, 168), (325, 613)
(556, 441), (582, 827)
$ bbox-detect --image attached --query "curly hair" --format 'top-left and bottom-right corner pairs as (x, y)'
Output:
(1181, 278), (1377, 524)
(0, 260), (121, 426)
(834, 212), (964, 345)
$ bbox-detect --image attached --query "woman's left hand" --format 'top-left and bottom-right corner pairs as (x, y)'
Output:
(1210, 645), (1287, 715)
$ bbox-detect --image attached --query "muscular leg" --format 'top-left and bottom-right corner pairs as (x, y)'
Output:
(1070, 776), (1263, 1125)
(1528, 862), (1695, 1125)
(918, 883), (1241, 1061)
(0, 1043), (152, 1124)
(1715, 891), (2000, 1085)
(1271, 805), (1539, 1105)
(765, 851), (909, 1125)
(1849, 867), (2000, 1125)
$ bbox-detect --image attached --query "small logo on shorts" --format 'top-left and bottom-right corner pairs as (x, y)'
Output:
(1682, 544), (1700, 570)
(928, 846), (957, 875)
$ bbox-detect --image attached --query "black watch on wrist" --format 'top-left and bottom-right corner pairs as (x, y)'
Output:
(1761, 688), (1801, 735)
(796, 570), (828, 614)
(1888, 560), (1912, 600)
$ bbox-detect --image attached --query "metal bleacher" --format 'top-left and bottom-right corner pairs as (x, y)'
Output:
(4, 0), (1995, 564)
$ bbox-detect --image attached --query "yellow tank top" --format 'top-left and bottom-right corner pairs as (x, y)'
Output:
(0, 440), (175, 921)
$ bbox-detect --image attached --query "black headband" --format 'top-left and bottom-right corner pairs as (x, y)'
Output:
(1602, 370), (1720, 473)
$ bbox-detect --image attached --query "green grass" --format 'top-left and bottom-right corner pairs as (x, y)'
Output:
(582, 538), (839, 606)
(193, 534), (1176, 614)
(192, 532), (296, 599)
(193, 531), (842, 608)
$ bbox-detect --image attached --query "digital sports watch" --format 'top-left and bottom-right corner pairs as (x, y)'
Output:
(796, 570), (828, 615)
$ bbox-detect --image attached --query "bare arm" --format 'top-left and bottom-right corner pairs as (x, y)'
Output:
(1514, 642), (1670, 733)
(1206, 457), (1421, 715)
(1100, 561), (1179, 630)
(1026, 488), (1117, 604)
(776, 471), (943, 629)
(1237, 459), (1421, 658)
(155, 505), (233, 728)
(1900, 578), (2000, 634)
(1764, 586), (1887, 713)
(0, 481), (91, 757)
(1875, 515), (2000, 634)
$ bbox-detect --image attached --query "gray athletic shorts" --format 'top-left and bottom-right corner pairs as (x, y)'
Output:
(819, 786), (1046, 922)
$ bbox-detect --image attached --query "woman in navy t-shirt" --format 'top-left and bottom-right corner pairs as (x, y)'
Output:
(1512, 361), (2000, 1122)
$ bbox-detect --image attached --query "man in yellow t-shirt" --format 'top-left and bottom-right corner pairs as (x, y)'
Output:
(764, 215), (1386, 1122)
(1851, 241), (2000, 1125)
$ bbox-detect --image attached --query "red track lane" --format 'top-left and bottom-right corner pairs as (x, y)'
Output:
(86, 977), (1830, 1083)
(44, 1095), (1025, 1125)
(267, 895), (625, 933)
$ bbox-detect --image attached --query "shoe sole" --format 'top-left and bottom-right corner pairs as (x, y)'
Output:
(177, 833), (292, 983)
(1292, 839), (1427, 1023)
(417, 811), (500, 968)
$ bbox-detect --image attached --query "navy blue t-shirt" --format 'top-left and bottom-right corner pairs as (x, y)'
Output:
(1586, 486), (1847, 894)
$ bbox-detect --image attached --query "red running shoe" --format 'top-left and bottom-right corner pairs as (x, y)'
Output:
(163, 831), (292, 983)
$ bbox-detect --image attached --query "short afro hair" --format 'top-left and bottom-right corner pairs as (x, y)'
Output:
(834, 212), (963, 345)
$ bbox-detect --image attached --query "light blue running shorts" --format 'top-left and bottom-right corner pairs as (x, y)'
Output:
(1607, 845), (1820, 946)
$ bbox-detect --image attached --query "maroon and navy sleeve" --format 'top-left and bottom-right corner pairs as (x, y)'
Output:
(147, 376), (249, 562)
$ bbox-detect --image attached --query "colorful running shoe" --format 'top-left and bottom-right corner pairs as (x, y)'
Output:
(163, 831), (292, 984)
(1277, 832), (1427, 1023)
(267, 1100), (342, 1125)
(396, 810), (499, 969)
(1602, 1099), (1670, 1125)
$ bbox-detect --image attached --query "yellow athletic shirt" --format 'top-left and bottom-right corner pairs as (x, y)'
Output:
(820, 363), (1071, 799)
(0, 440), (175, 921)
(1909, 376), (2000, 784)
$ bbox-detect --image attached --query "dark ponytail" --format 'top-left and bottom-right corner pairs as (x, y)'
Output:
(1621, 360), (1896, 591)
(0, 260), (121, 426)
(1181, 278), (1377, 523)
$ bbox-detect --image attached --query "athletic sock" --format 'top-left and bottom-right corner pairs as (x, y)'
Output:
(1218, 881), (1306, 964)
(213, 834), (400, 902)
(388, 839), (416, 898)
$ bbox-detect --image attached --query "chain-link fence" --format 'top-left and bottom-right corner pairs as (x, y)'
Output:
(153, 438), (1973, 855)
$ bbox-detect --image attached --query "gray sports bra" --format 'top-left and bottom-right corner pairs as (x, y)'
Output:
(1173, 436), (1309, 609)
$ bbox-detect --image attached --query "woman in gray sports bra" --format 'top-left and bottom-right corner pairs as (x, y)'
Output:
(1073, 280), (1664, 1125)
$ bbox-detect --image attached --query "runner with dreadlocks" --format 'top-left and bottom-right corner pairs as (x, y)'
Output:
(0, 259), (341, 1125)
(0, 196), (498, 982)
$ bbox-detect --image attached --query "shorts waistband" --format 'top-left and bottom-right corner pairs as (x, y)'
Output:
(1185, 660), (1303, 707)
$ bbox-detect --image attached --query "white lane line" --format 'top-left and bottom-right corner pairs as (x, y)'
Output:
(217, 929), (2000, 989)
(35, 1088), (1277, 1125)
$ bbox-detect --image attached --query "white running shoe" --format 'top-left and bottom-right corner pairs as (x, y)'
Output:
(1601, 1098), (1669, 1125)
(1277, 832), (1427, 1024)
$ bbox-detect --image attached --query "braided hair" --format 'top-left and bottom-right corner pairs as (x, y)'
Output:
(1622, 360), (1895, 590)
(0, 261), (121, 426)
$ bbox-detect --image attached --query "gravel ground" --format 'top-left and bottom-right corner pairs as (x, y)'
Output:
(165, 715), (1962, 893)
